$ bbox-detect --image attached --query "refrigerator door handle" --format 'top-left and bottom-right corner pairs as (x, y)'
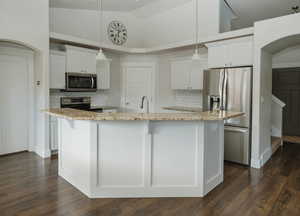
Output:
(219, 69), (225, 110)
(223, 69), (228, 110)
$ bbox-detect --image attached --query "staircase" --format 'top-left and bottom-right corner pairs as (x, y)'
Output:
(271, 95), (286, 155)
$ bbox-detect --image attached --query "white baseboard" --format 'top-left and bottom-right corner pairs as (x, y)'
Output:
(250, 158), (261, 169)
(251, 147), (272, 169)
(34, 146), (51, 158)
(271, 126), (282, 138)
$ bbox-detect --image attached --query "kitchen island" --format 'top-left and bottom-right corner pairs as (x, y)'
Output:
(45, 108), (243, 198)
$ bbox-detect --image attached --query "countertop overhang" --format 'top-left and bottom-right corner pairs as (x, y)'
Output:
(44, 108), (244, 121)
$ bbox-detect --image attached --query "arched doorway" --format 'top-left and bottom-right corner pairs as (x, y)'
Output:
(251, 13), (300, 168)
(0, 40), (49, 157)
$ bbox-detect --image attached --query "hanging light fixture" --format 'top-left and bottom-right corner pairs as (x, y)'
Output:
(96, 0), (107, 61)
(192, 0), (200, 60)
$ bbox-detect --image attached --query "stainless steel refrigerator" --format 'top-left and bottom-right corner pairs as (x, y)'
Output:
(203, 67), (252, 166)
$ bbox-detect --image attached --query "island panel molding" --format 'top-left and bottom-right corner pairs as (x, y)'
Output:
(56, 118), (224, 198)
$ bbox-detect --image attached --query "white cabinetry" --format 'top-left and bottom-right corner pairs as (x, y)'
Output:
(65, 45), (97, 74)
(50, 50), (66, 89)
(207, 37), (253, 69)
(171, 58), (207, 90)
(97, 59), (111, 90)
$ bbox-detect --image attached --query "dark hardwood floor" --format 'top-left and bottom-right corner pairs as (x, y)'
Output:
(1, 143), (300, 216)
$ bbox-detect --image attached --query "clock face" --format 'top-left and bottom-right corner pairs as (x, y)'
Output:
(108, 21), (128, 46)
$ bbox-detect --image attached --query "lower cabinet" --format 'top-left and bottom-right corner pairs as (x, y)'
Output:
(50, 117), (58, 151)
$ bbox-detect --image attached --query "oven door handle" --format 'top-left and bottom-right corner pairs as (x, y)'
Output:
(91, 75), (94, 89)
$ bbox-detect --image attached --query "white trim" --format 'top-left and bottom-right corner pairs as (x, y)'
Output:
(271, 126), (282, 138)
(272, 95), (286, 108)
(50, 28), (254, 54)
(121, 62), (157, 112)
(0, 47), (35, 153)
(250, 158), (261, 169)
(65, 45), (98, 54)
(35, 145), (51, 158)
(250, 146), (272, 169)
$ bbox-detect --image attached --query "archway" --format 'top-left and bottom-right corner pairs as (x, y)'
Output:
(251, 13), (300, 168)
(0, 39), (50, 157)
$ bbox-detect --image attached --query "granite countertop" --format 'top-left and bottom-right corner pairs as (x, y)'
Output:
(163, 106), (203, 112)
(90, 106), (118, 110)
(44, 108), (244, 121)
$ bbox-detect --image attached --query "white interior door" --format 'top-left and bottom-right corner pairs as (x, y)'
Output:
(122, 64), (154, 112)
(0, 54), (29, 155)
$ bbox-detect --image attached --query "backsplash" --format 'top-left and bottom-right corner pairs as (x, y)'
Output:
(173, 90), (202, 107)
(49, 90), (118, 108)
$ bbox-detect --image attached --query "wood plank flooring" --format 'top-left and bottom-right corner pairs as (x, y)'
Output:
(1, 143), (300, 216)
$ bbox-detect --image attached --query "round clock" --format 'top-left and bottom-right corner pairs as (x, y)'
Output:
(107, 21), (128, 46)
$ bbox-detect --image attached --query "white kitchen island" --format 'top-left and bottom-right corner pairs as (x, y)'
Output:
(45, 109), (243, 198)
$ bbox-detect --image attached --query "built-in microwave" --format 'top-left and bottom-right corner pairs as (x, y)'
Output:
(65, 72), (97, 92)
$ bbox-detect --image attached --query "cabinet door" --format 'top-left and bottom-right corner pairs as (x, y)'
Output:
(190, 59), (206, 90)
(50, 51), (66, 89)
(207, 43), (227, 69)
(229, 39), (253, 67)
(97, 60), (111, 89)
(66, 46), (97, 74)
(171, 59), (191, 90)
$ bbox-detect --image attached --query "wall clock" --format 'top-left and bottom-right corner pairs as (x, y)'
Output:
(107, 21), (128, 46)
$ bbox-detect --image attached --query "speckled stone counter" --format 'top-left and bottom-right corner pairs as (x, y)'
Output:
(163, 106), (203, 112)
(44, 108), (244, 121)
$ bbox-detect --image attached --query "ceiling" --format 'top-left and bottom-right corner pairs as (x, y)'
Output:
(227, 0), (300, 29)
(49, 0), (159, 11)
(50, 0), (300, 29)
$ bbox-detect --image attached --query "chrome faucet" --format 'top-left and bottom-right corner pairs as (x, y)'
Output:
(140, 96), (150, 113)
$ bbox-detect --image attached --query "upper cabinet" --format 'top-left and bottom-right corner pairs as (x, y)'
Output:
(97, 59), (111, 90)
(65, 45), (97, 74)
(50, 45), (111, 90)
(207, 37), (253, 69)
(171, 58), (207, 90)
(50, 50), (66, 89)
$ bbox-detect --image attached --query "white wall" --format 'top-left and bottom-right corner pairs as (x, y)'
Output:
(0, 0), (50, 158)
(50, 8), (143, 48)
(273, 45), (300, 68)
(50, 0), (223, 49)
(252, 13), (300, 168)
(134, 0), (221, 48)
(219, 0), (235, 33)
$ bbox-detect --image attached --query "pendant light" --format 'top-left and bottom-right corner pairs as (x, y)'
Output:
(96, 0), (107, 61)
(192, 0), (200, 60)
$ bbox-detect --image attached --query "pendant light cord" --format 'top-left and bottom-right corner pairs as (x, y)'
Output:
(195, 0), (199, 50)
(98, 0), (103, 47)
